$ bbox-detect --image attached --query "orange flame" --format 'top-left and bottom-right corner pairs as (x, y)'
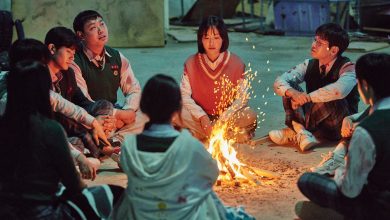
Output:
(207, 123), (247, 181)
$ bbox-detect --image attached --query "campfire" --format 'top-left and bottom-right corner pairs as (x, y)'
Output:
(207, 71), (278, 186)
(207, 122), (277, 186)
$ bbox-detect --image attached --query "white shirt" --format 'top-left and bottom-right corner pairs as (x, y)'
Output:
(334, 97), (390, 198)
(274, 59), (357, 102)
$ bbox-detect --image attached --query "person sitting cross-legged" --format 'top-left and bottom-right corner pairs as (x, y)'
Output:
(297, 53), (390, 219)
(178, 15), (257, 143)
(269, 23), (359, 151)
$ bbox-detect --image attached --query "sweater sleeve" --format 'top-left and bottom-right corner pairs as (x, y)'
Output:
(274, 60), (309, 96)
(119, 52), (141, 111)
(50, 90), (95, 128)
(180, 70), (208, 120)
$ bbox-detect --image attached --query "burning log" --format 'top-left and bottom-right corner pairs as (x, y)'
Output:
(218, 151), (236, 180)
(249, 167), (280, 179)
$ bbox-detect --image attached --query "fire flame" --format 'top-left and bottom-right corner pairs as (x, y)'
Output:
(207, 123), (247, 181)
(206, 70), (278, 185)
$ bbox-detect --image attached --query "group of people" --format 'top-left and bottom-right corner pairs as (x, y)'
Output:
(0, 8), (389, 220)
(0, 11), (256, 219)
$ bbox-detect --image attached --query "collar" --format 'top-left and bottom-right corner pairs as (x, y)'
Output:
(53, 71), (63, 83)
(202, 51), (225, 71)
(372, 97), (390, 112)
(82, 44), (112, 62)
(198, 51), (230, 80)
(319, 57), (337, 74)
(142, 124), (180, 138)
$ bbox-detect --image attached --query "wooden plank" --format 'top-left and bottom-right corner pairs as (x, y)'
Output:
(347, 41), (390, 52)
(167, 29), (197, 42)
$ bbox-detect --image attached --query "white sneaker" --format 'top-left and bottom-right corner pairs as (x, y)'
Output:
(269, 127), (296, 145)
(310, 152), (344, 175)
(296, 130), (319, 151)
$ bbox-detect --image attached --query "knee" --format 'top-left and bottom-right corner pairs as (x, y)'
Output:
(297, 173), (308, 190)
(240, 107), (258, 125)
(91, 99), (114, 116)
(297, 172), (315, 196)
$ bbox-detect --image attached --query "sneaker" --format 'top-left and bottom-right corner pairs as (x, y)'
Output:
(269, 127), (296, 145)
(296, 130), (319, 151)
(310, 152), (344, 175)
(111, 153), (120, 163)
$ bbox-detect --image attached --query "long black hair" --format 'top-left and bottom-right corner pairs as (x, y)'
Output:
(0, 60), (52, 150)
(8, 38), (50, 69)
(140, 74), (182, 128)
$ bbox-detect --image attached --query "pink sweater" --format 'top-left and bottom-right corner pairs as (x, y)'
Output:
(184, 52), (244, 116)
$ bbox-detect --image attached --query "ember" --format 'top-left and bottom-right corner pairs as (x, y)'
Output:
(207, 67), (278, 186)
(207, 122), (278, 186)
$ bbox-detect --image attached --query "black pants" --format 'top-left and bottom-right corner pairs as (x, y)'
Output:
(297, 172), (384, 220)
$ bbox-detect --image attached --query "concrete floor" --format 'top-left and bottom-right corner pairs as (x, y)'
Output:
(87, 28), (390, 219)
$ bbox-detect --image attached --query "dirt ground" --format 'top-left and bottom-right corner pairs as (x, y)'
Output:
(214, 138), (336, 219)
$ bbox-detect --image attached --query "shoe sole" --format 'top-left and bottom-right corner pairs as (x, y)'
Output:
(300, 141), (319, 151)
(310, 168), (335, 176)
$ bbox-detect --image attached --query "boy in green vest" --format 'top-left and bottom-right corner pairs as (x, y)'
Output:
(269, 23), (359, 151)
(297, 53), (390, 219)
(70, 10), (145, 143)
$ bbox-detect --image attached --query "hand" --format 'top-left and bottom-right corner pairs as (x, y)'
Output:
(341, 116), (358, 138)
(291, 99), (300, 110)
(286, 89), (311, 107)
(200, 115), (213, 137)
(116, 119), (125, 129)
(91, 119), (110, 146)
(96, 115), (116, 130)
(115, 109), (136, 125)
(77, 154), (99, 181)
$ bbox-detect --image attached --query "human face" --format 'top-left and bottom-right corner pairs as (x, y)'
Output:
(52, 46), (76, 71)
(310, 36), (332, 60)
(202, 27), (223, 61)
(80, 17), (108, 48)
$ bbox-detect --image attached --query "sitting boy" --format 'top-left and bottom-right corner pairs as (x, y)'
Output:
(270, 23), (359, 151)
(297, 53), (390, 219)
